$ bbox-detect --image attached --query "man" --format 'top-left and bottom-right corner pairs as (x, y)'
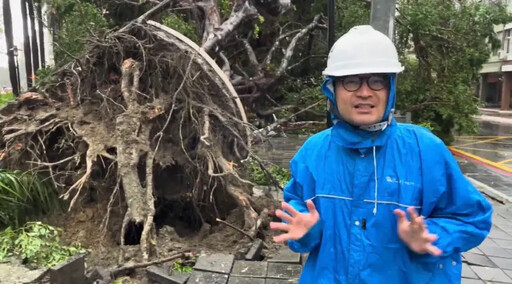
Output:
(269, 25), (492, 283)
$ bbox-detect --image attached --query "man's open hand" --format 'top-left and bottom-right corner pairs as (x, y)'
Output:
(394, 207), (442, 256)
(270, 200), (319, 243)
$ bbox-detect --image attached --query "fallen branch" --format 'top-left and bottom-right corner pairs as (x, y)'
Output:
(242, 38), (259, 67)
(219, 52), (231, 76)
(257, 105), (296, 117)
(202, 1), (258, 52)
(216, 217), (254, 241)
(253, 99), (323, 138)
(276, 15), (321, 77)
(111, 250), (193, 275)
(287, 54), (325, 71)
(263, 28), (302, 66)
(282, 121), (324, 131)
(276, 99), (323, 124)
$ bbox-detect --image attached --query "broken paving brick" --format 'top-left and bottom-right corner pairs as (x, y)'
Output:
(50, 254), (86, 284)
(231, 260), (267, 278)
(147, 265), (190, 284)
(188, 271), (229, 284)
(266, 263), (302, 280)
(193, 253), (235, 274)
(245, 239), (264, 261)
(268, 247), (301, 264)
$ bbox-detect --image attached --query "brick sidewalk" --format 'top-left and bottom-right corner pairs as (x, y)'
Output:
(462, 201), (512, 283)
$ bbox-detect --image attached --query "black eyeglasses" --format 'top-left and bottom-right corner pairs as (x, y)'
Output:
(336, 74), (389, 92)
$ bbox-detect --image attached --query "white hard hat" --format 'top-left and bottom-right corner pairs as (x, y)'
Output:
(323, 25), (404, 77)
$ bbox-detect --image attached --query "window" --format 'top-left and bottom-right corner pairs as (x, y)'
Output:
(506, 30), (511, 54)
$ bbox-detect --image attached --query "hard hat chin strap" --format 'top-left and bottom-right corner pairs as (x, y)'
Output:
(327, 100), (393, 132)
(359, 109), (394, 132)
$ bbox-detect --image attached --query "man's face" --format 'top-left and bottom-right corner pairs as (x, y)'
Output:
(334, 74), (389, 126)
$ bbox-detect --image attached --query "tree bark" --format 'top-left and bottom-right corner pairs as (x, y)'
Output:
(198, 0), (221, 44)
(20, 0), (33, 88)
(28, 0), (40, 75)
(36, 0), (45, 68)
(3, 0), (19, 96)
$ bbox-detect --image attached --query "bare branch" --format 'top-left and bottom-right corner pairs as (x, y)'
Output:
(286, 54), (325, 70)
(242, 39), (259, 67)
(277, 99), (323, 124)
(257, 105), (296, 116)
(262, 29), (301, 66)
(202, 1), (258, 52)
(276, 15), (321, 77)
(219, 52), (231, 76)
(254, 99), (323, 138)
(282, 121), (324, 131)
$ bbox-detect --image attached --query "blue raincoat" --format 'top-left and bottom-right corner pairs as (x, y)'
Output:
(284, 76), (492, 283)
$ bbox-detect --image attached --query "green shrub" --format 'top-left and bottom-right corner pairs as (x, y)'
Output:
(0, 92), (14, 108)
(248, 158), (291, 187)
(162, 13), (199, 43)
(173, 261), (193, 273)
(0, 222), (86, 267)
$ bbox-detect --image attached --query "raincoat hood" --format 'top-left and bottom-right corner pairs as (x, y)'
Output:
(321, 75), (398, 149)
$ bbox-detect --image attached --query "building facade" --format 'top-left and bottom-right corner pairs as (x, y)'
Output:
(479, 2), (512, 110)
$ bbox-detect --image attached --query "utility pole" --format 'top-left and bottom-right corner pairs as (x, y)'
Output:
(326, 0), (336, 128)
(370, 0), (397, 40)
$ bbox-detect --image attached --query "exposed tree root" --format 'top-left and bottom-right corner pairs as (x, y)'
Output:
(0, 21), (272, 262)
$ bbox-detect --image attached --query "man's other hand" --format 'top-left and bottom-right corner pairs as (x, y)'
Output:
(394, 207), (443, 256)
(270, 200), (320, 243)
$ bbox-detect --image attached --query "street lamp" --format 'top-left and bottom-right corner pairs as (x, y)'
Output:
(11, 46), (21, 94)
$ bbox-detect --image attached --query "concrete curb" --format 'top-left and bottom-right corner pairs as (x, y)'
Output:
(466, 176), (512, 204)
(474, 115), (512, 126)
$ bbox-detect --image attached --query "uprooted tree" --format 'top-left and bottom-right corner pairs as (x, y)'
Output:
(0, 0), (330, 264)
(0, 18), (275, 261)
(46, 0), (328, 126)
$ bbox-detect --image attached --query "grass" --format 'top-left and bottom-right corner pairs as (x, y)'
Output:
(0, 170), (62, 229)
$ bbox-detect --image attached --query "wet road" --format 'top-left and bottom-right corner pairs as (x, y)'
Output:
(452, 121), (512, 172)
(452, 121), (512, 196)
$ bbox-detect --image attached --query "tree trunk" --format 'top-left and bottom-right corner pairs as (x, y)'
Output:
(28, 0), (40, 76)
(20, 0), (33, 88)
(36, 1), (45, 68)
(198, 0), (221, 45)
(3, 0), (19, 96)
